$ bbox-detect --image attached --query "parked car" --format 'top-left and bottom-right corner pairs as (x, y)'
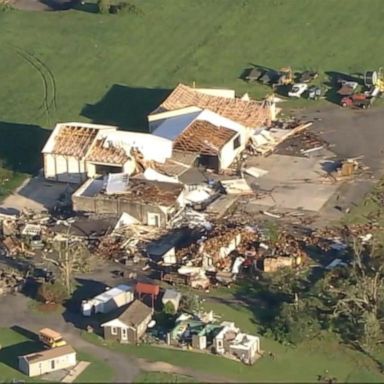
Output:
(307, 85), (322, 100)
(288, 83), (308, 98)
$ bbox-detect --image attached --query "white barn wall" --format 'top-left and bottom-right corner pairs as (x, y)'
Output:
(219, 134), (242, 170)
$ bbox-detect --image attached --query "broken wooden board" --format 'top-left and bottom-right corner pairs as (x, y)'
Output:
(206, 195), (239, 218)
(220, 179), (253, 195)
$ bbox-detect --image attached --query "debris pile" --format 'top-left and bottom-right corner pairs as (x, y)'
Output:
(275, 130), (329, 156)
(155, 224), (313, 289)
(247, 122), (312, 156)
(321, 158), (368, 183)
(309, 223), (378, 252)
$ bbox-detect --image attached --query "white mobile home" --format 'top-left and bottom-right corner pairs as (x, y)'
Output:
(81, 284), (134, 316)
(18, 345), (76, 377)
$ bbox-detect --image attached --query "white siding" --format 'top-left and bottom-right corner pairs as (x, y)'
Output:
(86, 162), (97, 178)
(49, 154), (86, 184)
(25, 352), (76, 377)
(44, 153), (57, 179)
(219, 135), (242, 170)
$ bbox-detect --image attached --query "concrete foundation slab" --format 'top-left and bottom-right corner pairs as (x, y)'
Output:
(245, 153), (340, 211)
(0, 176), (73, 214)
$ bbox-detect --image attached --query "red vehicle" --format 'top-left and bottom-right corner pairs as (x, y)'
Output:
(341, 93), (372, 109)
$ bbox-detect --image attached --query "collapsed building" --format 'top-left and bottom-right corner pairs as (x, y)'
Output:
(72, 176), (185, 227)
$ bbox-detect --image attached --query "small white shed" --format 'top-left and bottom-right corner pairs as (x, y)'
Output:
(162, 289), (182, 312)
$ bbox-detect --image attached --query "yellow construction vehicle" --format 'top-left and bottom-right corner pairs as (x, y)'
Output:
(38, 328), (67, 348)
(277, 67), (294, 86)
(364, 68), (384, 95)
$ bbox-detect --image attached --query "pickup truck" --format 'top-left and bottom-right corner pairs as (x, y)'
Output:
(341, 93), (373, 109)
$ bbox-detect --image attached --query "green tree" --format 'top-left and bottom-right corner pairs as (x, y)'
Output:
(180, 292), (202, 314)
(37, 281), (68, 304)
(321, 238), (384, 353)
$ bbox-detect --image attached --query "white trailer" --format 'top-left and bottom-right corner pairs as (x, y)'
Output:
(81, 284), (134, 317)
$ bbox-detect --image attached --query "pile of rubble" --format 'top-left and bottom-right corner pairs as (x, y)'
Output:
(158, 224), (314, 289)
(275, 129), (330, 157)
(320, 158), (369, 183)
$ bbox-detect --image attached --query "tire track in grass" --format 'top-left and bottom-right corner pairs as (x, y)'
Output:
(29, 52), (57, 111)
(10, 45), (56, 125)
(14, 49), (50, 124)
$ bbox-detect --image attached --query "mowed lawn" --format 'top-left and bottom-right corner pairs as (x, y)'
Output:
(83, 296), (384, 383)
(134, 372), (197, 383)
(0, 0), (383, 181)
(0, 0), (384, 131)
(0, 327), (114, 382)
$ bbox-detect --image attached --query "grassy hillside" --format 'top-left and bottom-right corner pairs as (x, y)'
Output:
(0, 0), (383, 181)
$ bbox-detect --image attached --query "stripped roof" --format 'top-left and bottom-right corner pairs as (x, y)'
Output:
(157, 84), (267, 127)
(51, 125), (99, 158)
(173, 120), (237, 155)
(118, 300), (152, 327)
(86, 138), (130, 165)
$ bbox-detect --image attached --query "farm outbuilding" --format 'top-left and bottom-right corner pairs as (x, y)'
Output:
(150, 83), (273, 129)
(18, 345), (76, 377)
(152, 109), (248, 172)
(42, 123), (116, 184)
(42, 122), (173, 184)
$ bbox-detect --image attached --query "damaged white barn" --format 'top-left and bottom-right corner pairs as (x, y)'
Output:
(41, 83), (277, 227)
(42, 122), (172, 183)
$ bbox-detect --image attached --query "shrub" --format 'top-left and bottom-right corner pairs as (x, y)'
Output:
(163, 301), (176, 315)
(37, 281), (68, 304)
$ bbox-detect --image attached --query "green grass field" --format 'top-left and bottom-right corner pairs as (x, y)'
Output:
(1, 0), (384, 130)
(0, 0), (383, 189)
(0, 327), (114, 382)
(134, 372), (197, 383)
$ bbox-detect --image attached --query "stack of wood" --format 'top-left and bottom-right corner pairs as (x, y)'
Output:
(0, 268), (25, 295)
